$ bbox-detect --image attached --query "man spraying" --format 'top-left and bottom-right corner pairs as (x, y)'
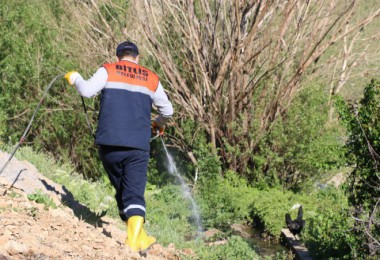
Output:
(64, 41), (173, 252)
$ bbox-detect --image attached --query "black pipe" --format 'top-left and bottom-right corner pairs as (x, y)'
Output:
(0, 74), (65, 176)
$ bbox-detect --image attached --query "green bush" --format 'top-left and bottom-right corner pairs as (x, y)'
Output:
(195, 236), (259, 260)
(0, 0), (102, 178)
(146, 184), (195, 248)
(0, 1), (131, 180)
(167, 124), (251, 230)
(335, 79), (380, 257)
(198, 170), (255, 230)
(252, 84), (346, 188)
(28, 189), (57, 209)
(305, 204), (357, 259)
(249, 186), (358, 258)
(335, 79), (380, 207)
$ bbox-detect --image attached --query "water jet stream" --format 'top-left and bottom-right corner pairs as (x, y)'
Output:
(160, 137), (203, 235)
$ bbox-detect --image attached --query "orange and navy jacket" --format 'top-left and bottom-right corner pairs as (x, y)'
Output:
(96, 60), (160, 151)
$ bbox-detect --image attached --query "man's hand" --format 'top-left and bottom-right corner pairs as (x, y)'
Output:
(64, 71), (80, 85)
(151, 121), (165, 136)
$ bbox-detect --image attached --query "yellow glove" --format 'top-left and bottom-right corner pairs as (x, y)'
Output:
(64, 71), (80, 85)
(151, 121), (165, 136)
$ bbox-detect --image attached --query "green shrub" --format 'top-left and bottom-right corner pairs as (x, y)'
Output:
(250, 188), (296, 236)
(146, 184), (195, 248)
(335, 79), (380, 257)
(252, 84), (346, 188)
(169, 126), (252, 230)
(0, 0), (123, 180)
(195, 236), (259, 260)
(335, 79), (380, 207)
(249, 186), (358, 258)
(198, 170), (255, 230)
(28, 189), (57, 209)
(305, 205), (356, 259)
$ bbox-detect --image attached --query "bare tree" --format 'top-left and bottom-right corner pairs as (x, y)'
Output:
(54, 0), (379, 176)
(133, 0), (379, 174)
(325, 2), (380, 120)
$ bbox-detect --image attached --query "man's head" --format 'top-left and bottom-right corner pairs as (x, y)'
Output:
(116, 41), (139, 61)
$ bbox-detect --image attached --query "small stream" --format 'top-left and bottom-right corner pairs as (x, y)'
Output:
(232, 224), (287, 256)
(249, 228), (287, 256)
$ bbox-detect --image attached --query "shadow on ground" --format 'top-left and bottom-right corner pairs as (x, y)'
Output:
(40, 178), (109, 228)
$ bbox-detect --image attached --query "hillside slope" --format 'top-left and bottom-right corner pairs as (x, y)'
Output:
(0, 151), (190, 259)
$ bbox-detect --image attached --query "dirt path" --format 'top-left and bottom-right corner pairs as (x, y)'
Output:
(0, 151), (191, 259)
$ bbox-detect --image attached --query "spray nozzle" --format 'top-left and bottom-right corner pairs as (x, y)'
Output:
(150, 130), (160, 142)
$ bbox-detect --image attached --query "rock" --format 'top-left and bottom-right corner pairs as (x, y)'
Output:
(203, 228), (222, 239)
(93, 243), (103, 250)
(0, 236), (9, 249)
(231, 223), (252, 239)
(3, 229), (12, 237)
(149, 244), (164, 255)
(0, 254), (9, 260)
(327, 172), (346, 187)
(24, 220), (33, 226)
(5, 240), (28, 255)
(181, 248), (195, 256)
(49, 208), (65, 218)
(207, 240), (228, 246)
(20, 201), (33, 208)
(128, 251), (141, 259)
(82, 245), (92, 251)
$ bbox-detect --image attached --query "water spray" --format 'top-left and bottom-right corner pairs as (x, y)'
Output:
(159, 135), (203, 235)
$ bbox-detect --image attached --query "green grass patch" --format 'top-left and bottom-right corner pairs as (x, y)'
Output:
(194, 236), (260, 260)
(27, 189), (57, 209)
(1, 145), (118, 218)
(146, 184), (195, 247)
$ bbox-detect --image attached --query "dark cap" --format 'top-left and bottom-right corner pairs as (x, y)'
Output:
(116, 41), (139, 58)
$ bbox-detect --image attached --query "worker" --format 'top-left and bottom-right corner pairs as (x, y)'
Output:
(64, 41), (173, 252)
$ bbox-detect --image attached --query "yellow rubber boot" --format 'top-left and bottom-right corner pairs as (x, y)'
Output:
(139, 226), (156, 252)
(125, 216), (143, 252)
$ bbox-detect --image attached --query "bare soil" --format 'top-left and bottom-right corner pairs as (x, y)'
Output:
(0, 151), (192, 259)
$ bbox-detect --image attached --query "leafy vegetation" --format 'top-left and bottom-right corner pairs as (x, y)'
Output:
(195, 236), (260, 260)
(198, 170), (255, 230)
(27, 189), (57, 209)
(1, 0), (379, 259)
(252, 84), (346, 188)
(335, 79), (380, 256)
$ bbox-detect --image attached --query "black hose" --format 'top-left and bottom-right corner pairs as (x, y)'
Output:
(0, 74), (65, 176)
(81, 97), (96, 139)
